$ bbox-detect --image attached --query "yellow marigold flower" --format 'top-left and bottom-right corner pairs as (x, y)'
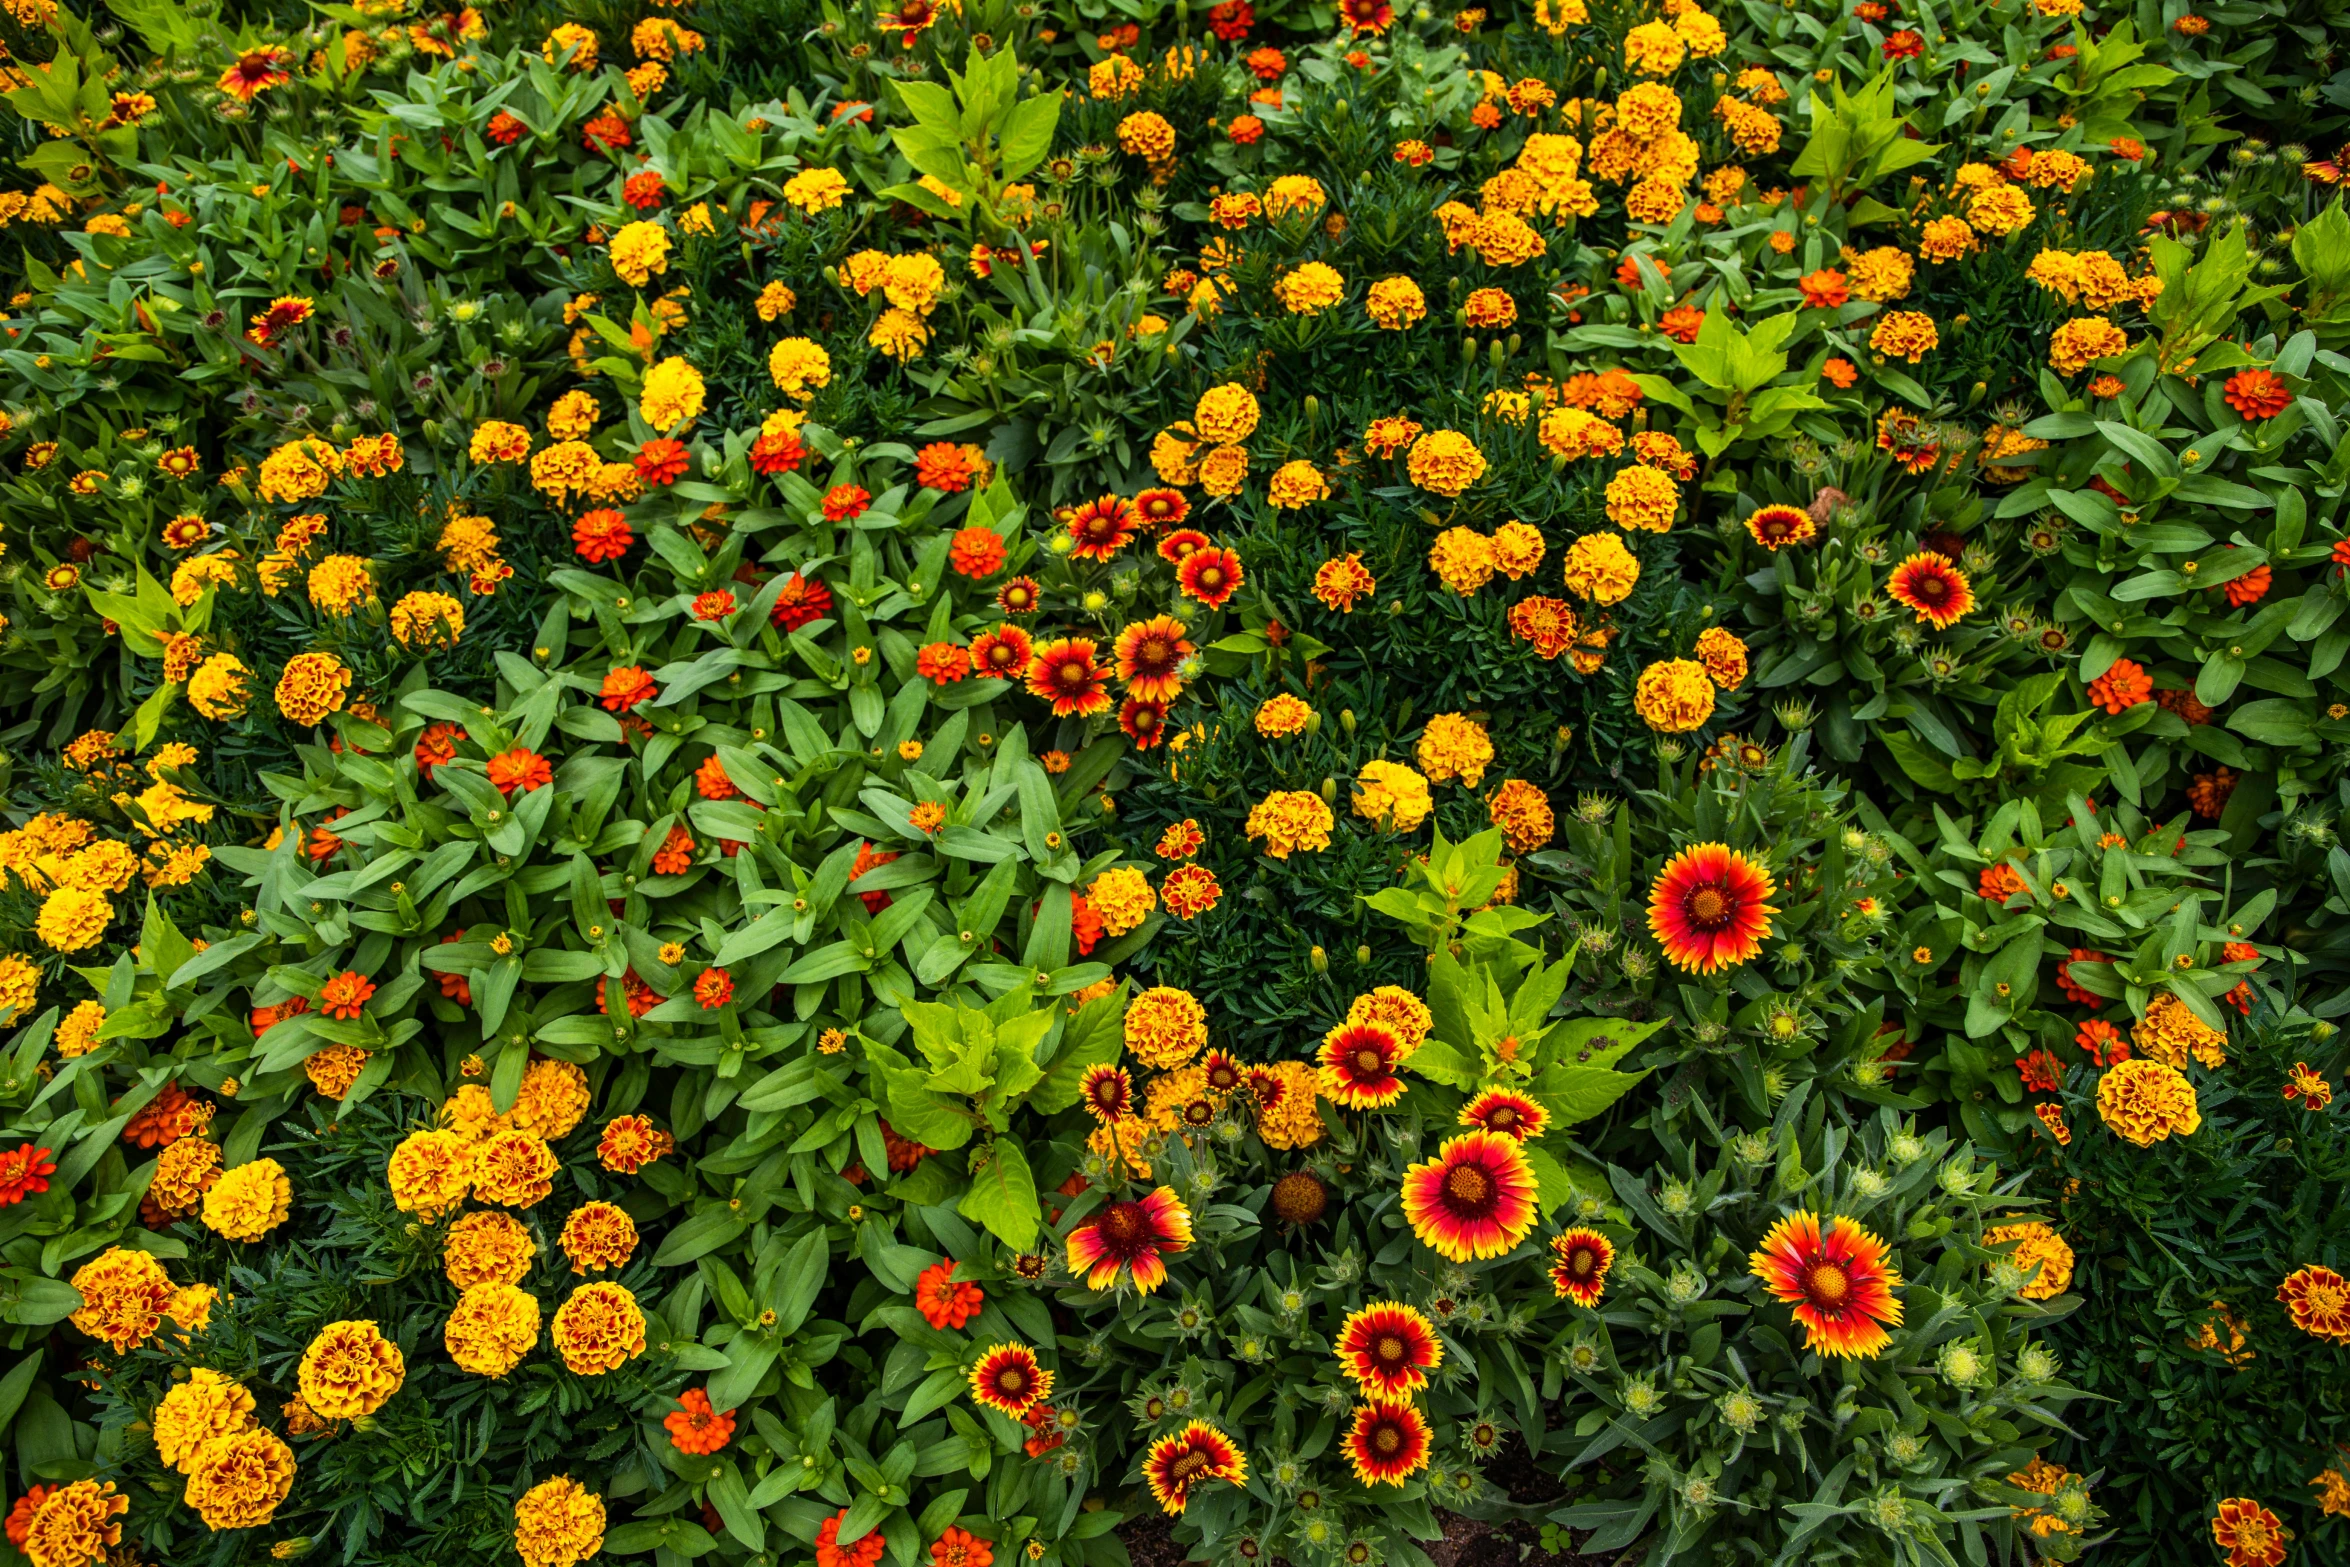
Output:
(389, 590), (465, 650)
(183, 1426), (296, 1531)
(1193, 384), (1260, 445)
(468, 420), (531, 464)
(543, 21), (597, 67)
(1561, 531), (1640, 604)
(1262, 174), (1327, 219)
(607, 219), (671, 286)
(445, 1209), (538, 1290)
(1869, 309), (1939, 363)
(783, 167), (850, 214)
(1417, 712), (1494, 787)
(1089, 54), (1145, 100)
(1256, 693), (1314, 738)
(1676, 6), (1727, 54)
(170, 552), (240, 606)
(1488, 779), (1555, 852)
(1314, 553), (1377, 612)
(550, 1281), (646, 1375)
(560, 1201), (639, 1274)
(304, 1043), (369, 1100)
(2025, 148), (2092, 191)
(68, 1247), (175, 1352)
(184, 650), (249, 720)
(1694, 625), (1749, 690)
(882, 252), (946, 315)
(1491, 520), (1546, 579)
(638, 355), (706, 431)
(1196, 442), (1250, 498)
(256, 437), (343, 504)
(1624, 178), (1686, 224)
(1406, 430), (1487, 496)
(1846, 246), (1914, 302)
(2132, 991), (2228, 1069)
(1257, 1060), (1328, 1149)
(1605, 464), (1680, 531)
(54, 998), (106, 1057)
(447, 1281), (542, 1377)
(298, 1319), (404, 1419)
(1246, 790), (1334, 859)
(1126, 987), (1208, 1069)
(1624, 19), (1685, 73)
(155, 1368), (257, 1473)
(769, 336), (832, 400)
(0, 955), (39, 1022)
(473, 1128), (558, 1208)
(1268, 459), (1331, 509)
(387, 1128), (474, 1218)
(1472, 211), (1546, 267)
(2049, 317), (2128, 374)
(203, 1157), (292, 1241)
(1366, 275), (1427, 329)
(515, 1477), (606, 1567)
(1967, 183), (2035, 236)
(1917, 215), (1977, 262)
(1983, 1220), (2074, 1300)
(1633, 658), (1716, 732)
(274, 651), (352, 726)
(513, 1057), (593, 1140)
(1429, 528), (1497, 595)
(1089, 865), (1158, 938)
(1353, 760), (1433, 832)
(1615, 82), (1684, 138)
(1117, 110), (1176, 161)
(1274, 261), (1345, 315)
(1539, 406), (1624, 461)
(35, 884), (110, 952)
(2096, 1058), (2201, 1146)
(870, 307), (930, 360)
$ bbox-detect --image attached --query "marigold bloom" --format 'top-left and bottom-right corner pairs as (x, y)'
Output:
(1550, 1228), (1616, 1305)
(1633, 658), (1716, 732)
(1245, 789), (1333, 858)
(551, 1281), (646, 1374)
(1314, 553), (1376, 611)
(1406, 429), (1487, 496)
(202, 1157), (292, 1242)
(299, 1319), (405, 1419)
(2097, 1058), (2201, 1146)
(67, 1246), (176, 1352)
(1161, 864), (1221, 919)
(515, 1477), (605, 1567)
(2211, 1498), (2292, 1567)
(1143, 1421), (1247, 1513)
(2277, 1264), (2350, 1343)
(445, 1281), (541, 1377)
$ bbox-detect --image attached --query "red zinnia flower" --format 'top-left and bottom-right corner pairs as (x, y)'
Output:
(968, 1343), (1053, 1415)
(692, 590), (737, 621)
(1660, 305), (1704, 343)
(996, 576), (1041, 614)
(1748, 1211), (1904, 1359)
(2222, 368), (2293, 421)
(581, 112), (632, 154)
(1647, 843), (1777, 974)
(823, 484), (872, 522)
(1208, 0), (1254, 38)
(771, 572), (835, 631)
(1882, 27), (1924, 56)
(1335, 1302), (1443, 1397)
(635, 438), (691, 486)
(1065, 1186), (1193, 1292)
(2074, 1018), (2128, 1067)
(915, 442), (979, 493)
(915, 1259), (985, 1329)
(817, 1511), (887, 1567)
(971, 625), (1034, 678)
(1025, 638), (1113, 718)
(1344, 1400), (1431, 1486)
(486, 111), (526, 145)
(487, 747), (553, 796)
(1400, 1130), (1537, 1261)
(949, 526), (1007, 578)
(1113, 615), (1193, 702)
(2016, 1047), (2064, 1093)
(1885, 552), (1974, 628)
(1459, 1088), (1547, 1141)
(601, 666), (658, 712)
(1133, 488), (1190, 529)
(931, 1527), (993, 1567)
(2055, 948), (2111, 1005)
(750, 428), (806, 475)
(622, 171), (668, 211)
(665, 1389), (735, 1454)
(0, 1144), (56, 1206)
(653, 825), (695, 875)
(573, 508), (634, 563)
(1143, 1421), (1247, 1514)
(918, 643), (973, 684)
(320, 970), (376, 1021)
(1158, 528), (1210, 564)
(1118, 697), (1170, 749)
(5, 1485), (58, 1549)
(1065, 495), (1139, 561)
(1318, 1021), (1407, 1109)
(689, 965), (734, 1009)
(1549, 1228), (1615, 1305)
(1178, 548), (1243, 608)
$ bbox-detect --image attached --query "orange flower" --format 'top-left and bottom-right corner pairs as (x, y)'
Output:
(817, 1510), (888, 1567)
(572, 508), (633, 563)
(600, 666), (658, 712)
(1647, 844), (1777, 974)
(487, 748), (553, 796)
(2222, 368), (2293, 421)
(1798, 268), (1849, 308)
(319, 971), (376, 1020)
(664, 1389), (736, 1454)
(948, 526), (1006, 577)
(2085, 657), (2153, 713)
(1748, 1211), (1904, 1359)
(930, 1527), (994, 1567)
(1885, 552), (1974, 628)
(915, 1259), (985, 1329)
(652, 825), (694, 875)
(693, 968), (733, 1009)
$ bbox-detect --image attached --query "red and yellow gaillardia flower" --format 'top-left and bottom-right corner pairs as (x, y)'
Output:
(1142, 1421), (1247, 1514)
(1647, 843), (1778, 974)
(1745, 503), (1817, 550)
(1024, 638), (1112, 718)
(1748, 1211), (1904, 1359)
(968, 1344), (1052, 1417)
(1344, 1399), (1433, 1486)
(1459, 1088), (1548, 1141)
(1113, 615), (1193, 703)
(1065, 1186), (1193, 1292)
(1078, 1063), (1134, 1124)
(1318, 1021), (1407, 1110)
(1885, 551), (1975, 629)
(1400, 1130), (1538, 1261)
(1549, 1228), (1616, 1306)
(1335, 1303), (1444, 1397)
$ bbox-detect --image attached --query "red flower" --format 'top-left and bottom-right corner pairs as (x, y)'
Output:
(0, 1144), (56, 1206)
(2223, 563), (2271, 606)
(996, 576), (1042, 614)
(653, 825), (695, 875)
(487, 747), (553, 796)
(2055, 948), (2111, 1005)
(692, 590), (737, 621)
(1066, 1187), (1193, 1292)
(918, 642), (973, 684)
(916, 443), (980, 492)
(2085, 656), (2153, 713)
(665, 1388), (736, 1454)
(1549, 1228), (1615, 1306)
(1132, 488), (1189, 530)
(1659, 305), (1704, 343)
(949, 526), (1007, 578)
(1118, 697), (1170, 749)
(320, 970), (376, 1021)
(1885, 552), (1974, 628)
(852, 841), (899, 914)
(414, 721), (464, 779)
(1458, 1088), (1547, 1141)
(1143, 1421), (1247, 1512)
(750, 428), (806, 475)
(218, 47), (292, 101)
(2222, 368), (2293, 421)
(486, 111), (526, 145)
(915, 1259), (985, 1329)
(601, 666), (658, 712)
(694, 968), (734, 1009)
(622, 170), (667, 210)
(581, 111), (632, 153)
(1400, 1131), (1537, 1261)
(1339, 0), (1393, 33)
(771, 572), (834, 631)
(1025, 638), (1113, 717)
(572, 508), (633, 563)
(1748, 1211), (1904, 1359)
(1882, 28), (1924, 57)
(1113, 615), (1192, 702)
(1343, 1401), (1431, 1486)
(1160, 862), (1219, 917)
(1208, 0), (1253, 38)
(4, 1486), (58, 1549)
(437, 931), (473, 1006)
(817, 1510), (889, 1567)
(1246, 46), (1286, 80)
(1335, 1303), (1442, 1397)
(1177, 548), (1243, 609)
(1227, 115), (1265, 145)
(1065, 495), (1139, 561)
(1647, 844), (1777, 974)
(635, 438), (691, 486)
(823, 484), (871, 522)
(1319, 1022), (1407, 1109)
(2016, 1048), (2064, 1093)
(971, 625), (1033, 679)
(968, 1344), (1053, 1416)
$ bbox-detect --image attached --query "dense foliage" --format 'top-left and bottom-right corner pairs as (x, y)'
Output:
(0, 0), (2346, 1563)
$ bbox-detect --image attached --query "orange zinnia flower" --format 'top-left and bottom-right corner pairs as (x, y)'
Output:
(664, 1389), (736, 1454)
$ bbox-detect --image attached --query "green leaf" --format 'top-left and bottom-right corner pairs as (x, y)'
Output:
(956, 1137), (1040, 1249)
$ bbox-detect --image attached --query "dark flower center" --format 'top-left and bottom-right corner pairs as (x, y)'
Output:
(1098, 1203), (1147, 1247)
(1169, 1450), (1211, 1482)
(1444, 1164), (1493, 1206)
(1372, 1425), (1402, 1456)
(1689, 886), (1730, 926)
(1807, 1263), (1850, 1306)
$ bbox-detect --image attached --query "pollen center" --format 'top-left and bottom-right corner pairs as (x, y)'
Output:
(1444, 1165), (1494, 1206)
(1353, 1047), (1383, 1073)
(1689, 887), (1730, 924)
(997, 1367), (1028, 1392)
(1808, 1263), (1850, 1306)
(1372, 1426), (1402, 1456)
(1374, 1334), (1406, 1364)
(1099, 1203), (1146, 1246)
(1169, 1451), (1211, 1482)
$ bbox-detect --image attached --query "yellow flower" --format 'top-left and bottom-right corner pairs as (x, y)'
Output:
(35, 884), (110, 951)
(256, 437), (343, 504)
(1245, 790), (1335, 858)
(1193, 384), (1260, 444)
(783, 167), (850, 214)
(559, 1201), (639, 1274)
(389, 591), (465, 650)
(869, 307), (931, 360)
(184, 1426), (297, 1531)
(1267, 459), (1331, 509)
(1604, 464), (1679, 532)
(21, 1479), (129, 1567)
(299, 1319), (404, 1419)
(1117, 110), (1176, 161)
(1126, 987), (1208, 1069)
(472, 1128), (558, 1208)
(639, 355), (706, 431)
(1694, 626), (1748, 690)
(155, 1369), (257, 1473)
(2096, 1058), (2201, 1146)
(445, 1209), (539, 1289)
(446, 1281), (542, 1377)
(1869, 310), (1939, 364)
(1845, 246), (1914, 302)
(2131, 992), (2228, 1069)
(1491, 520), (1546, 579)
(513, 1058), (593, 1140)
(2049, 317), (2128, 374)
(607, 220), (671, 287)
(1406, 430), (1487, 496)
(515, 1477), (606, 1567)
(1089, 865), (1158, 937)
(1254, 693), (1314, 738)
(468, 420), (531, 463)
(150, 1135), (223, 1215)
(1967, 183), (2035, 236)
(203, 1157), (292, 1241)
(769, 336), (833, 400)
(54, 998), (106, 1057)
(1917, 214), (1976, 261)
(1353, 760), (1433, 831)
(1263, 174), (1328, 219)
(1983, 1221), (2074, 1300)
(1624, 19), (1685, 73)
(1633, 659), (1716, 732)
(1366, 276), (1427, 329)
(1273, 261), (1345, 315)
(550, 1281), (646, 1374)
(388, 1128), (474, 1217)
(170, 552), (240, 606)
(1196, 442), (1250, 498)
(68, 1247), (175, 1352)
(274, 651), (352, 726)
(1416, 712), (1494, 787)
